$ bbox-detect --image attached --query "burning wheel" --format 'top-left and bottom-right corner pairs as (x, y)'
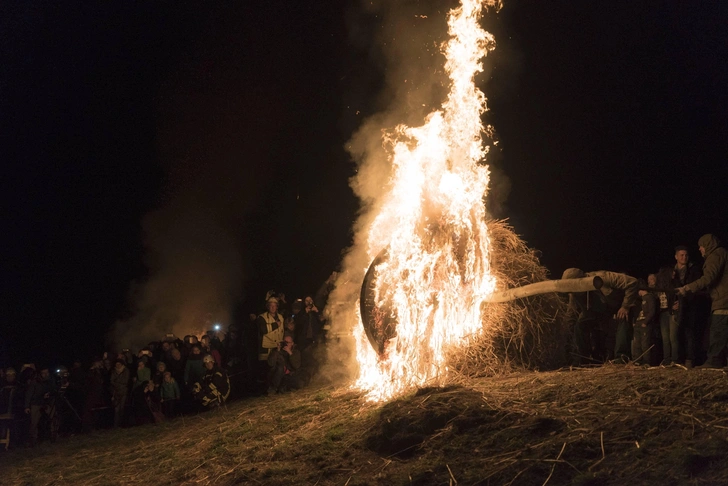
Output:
(359, 247), (396, 357)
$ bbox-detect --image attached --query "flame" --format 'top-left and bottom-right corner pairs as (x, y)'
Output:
(355, 0), (499, 401)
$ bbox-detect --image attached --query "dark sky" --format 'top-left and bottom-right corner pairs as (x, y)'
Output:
(2, 1), (727, 364)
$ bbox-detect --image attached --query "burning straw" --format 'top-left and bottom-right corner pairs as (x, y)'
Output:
(446, 219), (569, 379)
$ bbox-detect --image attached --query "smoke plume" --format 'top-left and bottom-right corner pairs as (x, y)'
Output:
(109, 16), (279, 350)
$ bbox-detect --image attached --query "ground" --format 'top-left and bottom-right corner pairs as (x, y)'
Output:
(3, 365), (728, 485)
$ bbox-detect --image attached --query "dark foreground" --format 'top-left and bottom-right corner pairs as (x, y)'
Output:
(3, 364), (728, 485)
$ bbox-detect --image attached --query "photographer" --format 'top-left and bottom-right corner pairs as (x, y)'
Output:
(266, 336), (303, 395)
(294, 295), (323, 350)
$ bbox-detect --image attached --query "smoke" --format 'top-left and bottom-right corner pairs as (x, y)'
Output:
(111, 204), (244, 350)
(324, 0), (506, 380)
(109, 11), (279, 350)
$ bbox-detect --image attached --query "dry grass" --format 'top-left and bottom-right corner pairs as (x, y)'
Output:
(4, 365), (728, 485)
(447, 219), (569, 380)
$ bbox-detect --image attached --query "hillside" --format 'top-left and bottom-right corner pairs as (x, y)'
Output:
(4, 364), (728, 485)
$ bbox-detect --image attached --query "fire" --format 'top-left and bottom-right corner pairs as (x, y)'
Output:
(354, 0), (499, 401)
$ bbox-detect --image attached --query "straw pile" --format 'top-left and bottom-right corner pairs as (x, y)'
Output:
(447, 219), (569, 379)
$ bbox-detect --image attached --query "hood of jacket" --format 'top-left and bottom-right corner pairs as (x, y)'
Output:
(699, 234), (721, 257)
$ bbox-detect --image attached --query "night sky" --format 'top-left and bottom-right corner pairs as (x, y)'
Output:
(2, 1), (727, 365)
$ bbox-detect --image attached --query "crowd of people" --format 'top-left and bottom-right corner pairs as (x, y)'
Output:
(0, 288), (332, 449)
(2, 235), (726, 450)
(563, 234), (728, 369)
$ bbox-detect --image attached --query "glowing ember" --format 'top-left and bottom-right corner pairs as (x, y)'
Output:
(354, 0), (500, 401)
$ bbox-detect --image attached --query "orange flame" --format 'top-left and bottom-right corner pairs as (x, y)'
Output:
(355, 0), (499, 401)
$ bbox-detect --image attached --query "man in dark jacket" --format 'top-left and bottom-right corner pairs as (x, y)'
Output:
(267, 336), (303, 394)
(24, 366), (55, 446)
(109, 359), (129, 427)
(562, 268), (639, 365)
(677, 234), (728, 368)
(295, 296), (323, 350)
(671, 245), (704, 367)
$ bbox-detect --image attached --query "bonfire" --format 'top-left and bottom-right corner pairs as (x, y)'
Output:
(345, 0), (568, 402)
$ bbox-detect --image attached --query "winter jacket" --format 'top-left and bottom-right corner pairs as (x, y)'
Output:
(160, 379), (181, 401)
(635, 292), (658, 327)
(135, 366), (151, 388)
(565, 270), (639, 322)
(257, 312), (285, 360)
(24, 378), (55, 408)
(109, 367), (130, 401)
(685, 234), (728, 311)
(184, 355), (205, 386)
(295, 309), (322, 347)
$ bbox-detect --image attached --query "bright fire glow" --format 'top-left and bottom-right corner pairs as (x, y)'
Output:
(355, 0), (499, 401)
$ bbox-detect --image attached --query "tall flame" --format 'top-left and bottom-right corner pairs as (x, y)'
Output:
(355, 0), (499, 401)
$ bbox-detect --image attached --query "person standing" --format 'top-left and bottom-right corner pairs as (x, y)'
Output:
(295, 296), (323, 350)
(671, 245), (703, 367)
(109, 360), (129, 428)
(632, 279), (658, 365)
(677, 234), (728, 369)
(256, 297), (285, 387)
(24, 366), (54, 446)
(562, 268), (639, 365)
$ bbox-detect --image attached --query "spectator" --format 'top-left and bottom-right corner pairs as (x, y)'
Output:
(200, 335), (222, 367)
(632, 279), (658, 365)
(221, 324), (244, 370)
(267, 336), (303, 395)
(671, 245), (704, 368)
(131, 380), (155, 426)
(81, 358), (106, 432)
(277, 292), (290, 317)
(656, 266), (679, 366)
(193, 355), (230, 408)
(24, 366), (55, 446)
(677, 234), (728, 368)
(184, 345), (205, 389)
(134, 360), (151, 389)
(160, 341), (174, 363)
(109, 359), (129, 428)
(160, 371), (180, 418)
(562, 268), (639, 365)
(1, 367), (15, 387)
(256, 297), (285, 385)
(295, 295), (323, 350)
(182, 335), (199, 358)
(167, 348), (186, 387)
(137, 348), (155, 373)
(153, 361), (166, 387)
(283, 317), (296, 339)
(291, 298), (303, 317)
